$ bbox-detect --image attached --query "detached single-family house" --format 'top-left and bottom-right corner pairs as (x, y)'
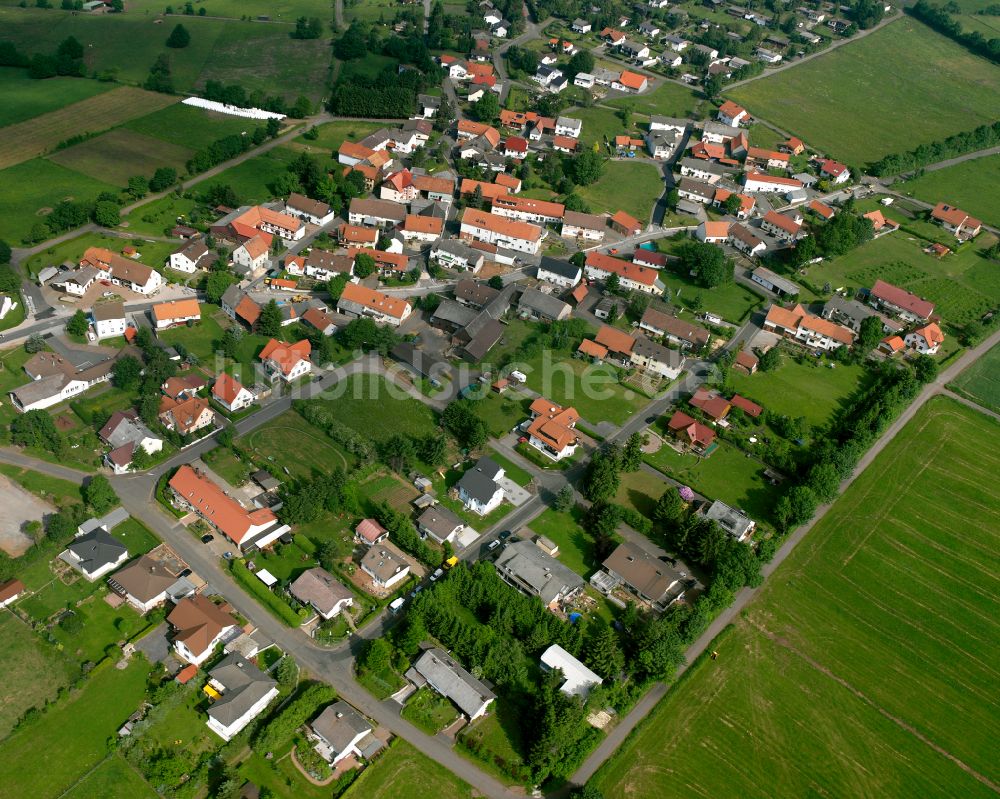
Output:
(818, 158), (850, 184)
(309, 701), (383, 765)
(905, 322), (945, 355)
(667, 410), (716, 453)
(630, 335), (684, 379)
(290, 567), (353, 620)
(869, 279), (934, 323)
(285, 192), (337, 226)
(704, 499), (756, 542)
(537, 255), (583, 286)
(205, 654), (279, 741)
(152, 299), (201, 330)
(60, 527), (128, 581)
(338, 283), (412, 327)
(108, 554), (178, 613)
(743, 172), (804, 194)
(91, 301), (127, 340)
(212, 373), (255, 413)
(0, 578), (26, 609)
(495, 540), (584, 606)
(526, 397), (580, 461)
(456, 456), (505, 515)
(602, 541), (686, 608)
(540, 644), (603, 697)
(408, 648), (496, 721)
(169, 241), (212, 273)
(259, 338), (312, 381)
(355, 518), (389, 547)
(728, 223), (767, 257)
(584, 251), (664, 295)
(571, 18), (591, 33)
(232, 234), (271, 277)
(416, 505), (466, 545)
(761, 211), (803, 242)
(612, 70), (648, 93)
(717, 100), (748, 127)
(159, 395), (215, 436)
(930, 202), (982, 240)
(431, 240), (486, 272)
(640, 308), (710, 350)
(168, 594), (237, 666)
(360, 544), (412, 590)
(99, 409), (162, 473)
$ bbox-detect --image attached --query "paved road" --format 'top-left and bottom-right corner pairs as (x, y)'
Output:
(493, 17), (551, 104)
(566, 325), (1000, 788)
(724, 12), (903, 91)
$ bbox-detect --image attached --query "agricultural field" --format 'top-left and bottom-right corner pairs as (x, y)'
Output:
(0, 67), (112, 128)
(595, 397), (1000, 798)
(0, 158), (119, 245)
(125, 0), (332, 22)
(606, 80), (703, 119)
(0, 85), (177, 170)
(198, 146), (305, 205)
(343, 0), (413, 23)
(122, 102), (260, 150)
(61, 755), (157, 799)
(0, 614), (77, 740)
(800, 229), (1000, 327)
(949, 341), (1000, 413)
(577, 161), (663, 222)
(728, 20), (1000, 166)
(344, 740), (475, 799)
(0, 659), (153, 799)
(727, 357), (867, 430)
(897, 154), (1000, 228)
(292, 119), (387, 155)
(47, 128), (194, 185)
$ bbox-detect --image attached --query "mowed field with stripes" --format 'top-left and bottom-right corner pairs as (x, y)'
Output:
(595, 396), (1000, 798)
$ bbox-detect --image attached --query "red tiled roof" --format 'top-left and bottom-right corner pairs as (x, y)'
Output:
(729, 394), (763, 418)
(212, 372), (247, 405)
(610, 210), (642, 233)
(169, 465), (276, 545)
(595, 324), (635, 355)
(689, 387), (731, 420)
(809, 200), (835, 219)
(585, 251), (658, 286)
(259, 338), (312, 375)
(871, 280), (934, 319)
(577, 338), (608, 358)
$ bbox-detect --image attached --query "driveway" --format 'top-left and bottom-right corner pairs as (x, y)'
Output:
(498, 477), (531, 506)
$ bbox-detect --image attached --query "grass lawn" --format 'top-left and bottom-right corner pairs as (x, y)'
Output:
(0, 614), (77, 740)
(123, 102), (262, 151)
(645, 439), (783, 525)
(197, 145), (304, 205)
(0, 82), (177, 171)
(658, 270), (766, 324)
(0, 295), (26, 331)
(614, 467), (668, 520)
(47, 128), (194, 186)
(49, 585), (152, 665)
(487, 449), (533, 487)
(528, 506), (600, 578)
(800, 230), (1000, 327)
(0, 463), (83, 507)
(238, 409), (357, 480)
(70, 386), (137, 427)
(127, 0), (331, 19)
(747, 122), (786, 150)
(0, 158), (118, 245)
(401, 687), (459, 734)
(340, 52), (398, 81)
(596, 397), (1000, 798)
(122, 194), (202, 237)
(0, 67), (112, 129)
(61, 754), (157, 799)
(157, 304), (227, 361)
(577, 161), (662, 222)
(457, 706), (528, 786)
(727, 19), (1000, 166)
(348, 739), (475, 799)
(0, 658), (151, 799)
(344, 0), (411, 23)
(138, 681), (219, 758)
(239, 750), (335, 799)
(307, 374), (440, 442)
(949, 341), (1000, 414)
(571, 105), (642, 149)
(605, 80), (702, 118)
(203, 445), (253, 487)
(727, 357), (867, 430)
(292, 120), (387, 155)
(897, 154), (1000, 228)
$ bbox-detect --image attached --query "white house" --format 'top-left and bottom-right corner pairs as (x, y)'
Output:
(416, 505), (467, 545)
(905, 323), (945, 355)
(168, 594), (237, 666)
(540, 644), (603, 697)
(285, 192), (337, 226)
(431, 240), (485, 272)
(309, 702), (383, 765)
(764, 303), (855, 351)
(232, 234), (270, 275)
(460, 208), (542, 255)
(555, 116), (582, 138)
(91, 302), (127, 340)
(82, 247), (163, 295)
(560, 212), (605, 244)
(574, 72), (595, 88)
(107, 554), (176, 613)
(584, 251), (664, 295)
(0, 579), (25, 609)
(169, 241), (212, 273)
(456, 456), (505, 515)
(60, 527), (128, 581)
(630, 336), (684, 379)
(360, 544), (411, 589)
(410, 648), (496, 722)
(337, 283), (412, 327)
(526, 398), (579, 461)
(728, 224), (767, 257)
(717, 100), (749, 127)
(205, 654), (279, 741)
(259, 338), (312, 382)
(49, 267), (98, 296)
(290, 567), (354, 620)
(212, 373), (255, 413)
(152, 299), (201, 330)
(571, 18), (591, 33)
(743, 172), (804, 194)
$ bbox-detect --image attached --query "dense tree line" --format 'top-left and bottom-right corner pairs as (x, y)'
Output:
(185, 120), (280, 173)
(869, 120), (1000, 176)
(908, 0), (1000, 64)
(253, 682), (336, 753)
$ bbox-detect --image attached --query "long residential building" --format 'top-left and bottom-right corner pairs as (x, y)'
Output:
(491, 194), (565, 224)
(584, 251), (664, 295)
(763, 303), (855, 351)
(459, 208), (543, 254)
(337, 283), (412, 326)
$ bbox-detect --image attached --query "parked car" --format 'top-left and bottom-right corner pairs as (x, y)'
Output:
(499, 530), (512, 540)
(430, 568), (444, 582)
(201, 534), (214, 543)
(487, 539), (501, 552)
(223, 551), (233, 560)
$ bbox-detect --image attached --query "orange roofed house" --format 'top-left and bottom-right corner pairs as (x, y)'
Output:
(159, 395), (215, 436)
(613, 70), (648, 93)
(259, 338), (312, 381)
(152, 299), (201, 330)
(168, 464), (283, 552)
(230, 205), (304, 242)
(212, 373), (255, 413)
(167, 594), (237, 666)
(337, 282), (412, 327)
(930, 202), (981, 240)
(667, 410), (716, 454)
(764, 303), (855, 351)
(526, 398), (581, 461)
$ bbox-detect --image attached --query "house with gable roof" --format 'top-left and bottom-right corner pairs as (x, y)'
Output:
(212, 373), (255, 413)
(259, 339), (312, 381)
(456, 456), (505, 515)
(205, 654), (279, 741)
(168, 593), (238, 665)
(526, 397), (580, 460)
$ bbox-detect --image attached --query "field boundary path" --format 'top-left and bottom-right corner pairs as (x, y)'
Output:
(724, 11), (903, 90)
(566, 324), (1000, 790)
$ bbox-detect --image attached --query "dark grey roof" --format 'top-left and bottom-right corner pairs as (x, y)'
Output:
(462, 319), (505, 361)
(416, 505), (465, 541)
(92, 301), (125, 322)
(631, 336), (684, 369)
(494, 540), (584, 605)
(518, 287), (570, 320)
(349, 198), (407, 223)
(431, 299), (477, 328)
(752, 266), (801, 296)
(456, 456), (503, 503)
(310, 701), (371, 753)
(680, 157), (729, 176)
(705, 499), (754, 538)
(221, 284), (244, 309)
(390, 342), (450, 380)
(677, 178), (715, 201)
(432, 239), (484, 265)
(538, 256), (583, 280)
(412, 648), (495, 718)
(454, 279), (499, 308)
(207, 654), (277, 728)
(66, 528), (127, 575)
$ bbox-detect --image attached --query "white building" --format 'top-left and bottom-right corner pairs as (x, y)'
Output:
(91, 302), (127, 340)
(232, 235), (270, 275)
(560, 212), (605, 244)
(169, 241), (212, 273)
(285, 192), (337, 226)
(460, 208), (542, 255)
(540, 644), (603, 697)
(206, 654), (279, 741)
(555, 116), (582, 138)
(456, 456), (505, 515)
